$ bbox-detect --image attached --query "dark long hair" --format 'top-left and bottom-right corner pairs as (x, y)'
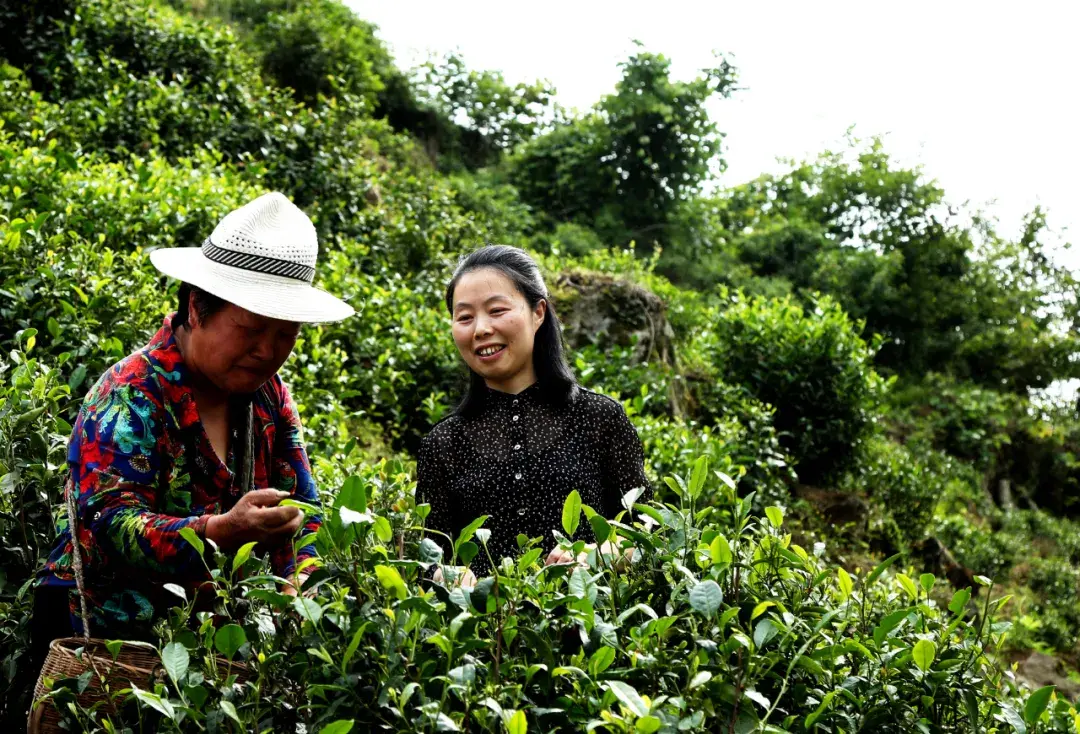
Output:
(445, 245), (577, 417)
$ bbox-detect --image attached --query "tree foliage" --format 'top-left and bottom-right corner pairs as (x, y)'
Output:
(510, 48), (738, 250)
(689, 139), (1080, 392)
(412, 52), (560, 169)
(695, 293), (886, 484)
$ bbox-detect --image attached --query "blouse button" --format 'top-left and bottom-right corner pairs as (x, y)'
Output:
(514, 444), (521, 450)
(512, 415), (520, 422)
(513, 399), (519, 405)
(517, 508), (526, 515)
(514, 472), (522, 480)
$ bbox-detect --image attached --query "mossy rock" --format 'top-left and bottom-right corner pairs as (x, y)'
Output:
(551, 271), (675, 366)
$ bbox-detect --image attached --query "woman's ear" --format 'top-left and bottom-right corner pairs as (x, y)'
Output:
(533, 299), (547, 332)
(186, 291), (201, 330)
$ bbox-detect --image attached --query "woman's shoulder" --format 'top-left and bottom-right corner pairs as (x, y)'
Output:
(73, 352), (170, 448)
(423, 413), (464, 444)
(81, 348), (166, 411)
(571, 387), (629, 419)
(418, 413), (464, 462)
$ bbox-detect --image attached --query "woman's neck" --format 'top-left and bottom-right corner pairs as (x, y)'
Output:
(485, 367), (538, 396)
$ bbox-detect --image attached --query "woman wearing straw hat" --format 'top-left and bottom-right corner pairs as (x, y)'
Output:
(32, 192), (353, 662)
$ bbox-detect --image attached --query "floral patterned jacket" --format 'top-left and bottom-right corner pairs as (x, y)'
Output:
(38, 315), (321, 635)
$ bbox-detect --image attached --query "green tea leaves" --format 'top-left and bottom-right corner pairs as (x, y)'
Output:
(562, 490), (582, 536)
(689, 580), (722, 616)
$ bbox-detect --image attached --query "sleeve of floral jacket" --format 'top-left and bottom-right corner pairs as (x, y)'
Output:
(74, 378), (211, 577)
(72, 372), (322, 579)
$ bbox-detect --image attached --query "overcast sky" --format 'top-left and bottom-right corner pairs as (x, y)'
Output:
(348, 0), (1079, 267)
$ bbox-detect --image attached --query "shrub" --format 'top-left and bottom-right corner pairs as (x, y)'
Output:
(0, 135), (258, 394)
(628, 398), (792, 508)
(252, 4), (387, 108)
(1023, 558), (1080, 649)
(889, 373), (1080, 518)
(0, 136), (262, 255)
(840, 438), (948, 543)
(932, 515), (1021, 583)
(1000, 511), (1080, 565)
(23, 457), (1077, 732)
(0, 338), (72, 718)
(886, 374), (1021, 472)
(572, 346), (677, 418)
(0, 65), (70, 149)
(444, 171), (538, 247)
(694, 293), (886, 484)
(3, 0), (497, 267)
(531, 221), (606, 258)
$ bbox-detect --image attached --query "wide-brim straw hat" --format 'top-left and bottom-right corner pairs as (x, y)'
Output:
(150, 192), (354, 323)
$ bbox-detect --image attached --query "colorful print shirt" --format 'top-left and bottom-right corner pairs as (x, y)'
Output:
(38, 315), (321, 635)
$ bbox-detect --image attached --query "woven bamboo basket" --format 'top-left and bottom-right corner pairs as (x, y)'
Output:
(28, 637), (163, 733)
(28, 469), (251, 732)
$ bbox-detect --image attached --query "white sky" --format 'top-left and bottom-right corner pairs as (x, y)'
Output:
(348, 0), (1080, 267)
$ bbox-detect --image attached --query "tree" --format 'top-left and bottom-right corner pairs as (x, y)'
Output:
(954, 208), (1080, 390)
(696, 137), (1080, 390)
(509, 46), (738, 250)
(253, 5), (389, 109)
(411, 52), (559, 169)
(715, 138), (974, 375)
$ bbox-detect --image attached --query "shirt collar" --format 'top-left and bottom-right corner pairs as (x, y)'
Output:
(145, 314), (201, 430)
(485, 381), (541, 404)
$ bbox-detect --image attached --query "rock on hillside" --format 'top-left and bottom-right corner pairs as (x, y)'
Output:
(553, 271), (675, 366)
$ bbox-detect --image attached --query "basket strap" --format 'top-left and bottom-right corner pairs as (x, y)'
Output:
(237, 394), (255, 495)
(64, 488), (92, 641)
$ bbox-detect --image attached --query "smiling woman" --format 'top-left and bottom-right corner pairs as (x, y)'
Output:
(417, 245), (652, 581)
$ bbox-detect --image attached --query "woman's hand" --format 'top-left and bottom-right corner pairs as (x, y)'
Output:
(433, 565), (477, 588)
(205, 489), (304, 550)
(545, 541), (635, 570)
(282, 571), (312, 598)
(544, 546), (579, 566)
(596, 540), (635, 572)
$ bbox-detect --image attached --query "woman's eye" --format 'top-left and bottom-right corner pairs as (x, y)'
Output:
(491, 308), (508, 316)
(456, 315), (472, 323)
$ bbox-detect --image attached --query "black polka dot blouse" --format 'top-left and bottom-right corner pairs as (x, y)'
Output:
(416, 383), (652, 576)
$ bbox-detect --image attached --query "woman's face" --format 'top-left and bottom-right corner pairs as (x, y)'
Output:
(450, 267), (546, 393)
(187, 302), (300, 395)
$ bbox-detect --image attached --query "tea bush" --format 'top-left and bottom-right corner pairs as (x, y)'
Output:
(0, 339), (72, 707)
(2, 0), (506, 266)
(887, 373), (1080, 518)
(933, 515), (1021, 583)
(32, 460), (1080, 732)
(631, 404), (792, 509)
(838, 438), (948, 543)
(886, 374), (1022, 473)
(694, 293), (886, 484)
(0, 134), (232, 394)
(932, 505), (1080, 656)
(1020, 558), (1080, 653)
(251, 5), (387, 108)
